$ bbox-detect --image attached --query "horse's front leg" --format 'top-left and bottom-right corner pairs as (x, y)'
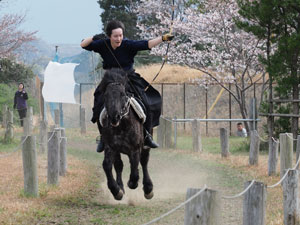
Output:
(114, 153), (124, 193)
(102, 148), (124, 200)
(141, 148), (154, 199)
(127, 150), (140, 189)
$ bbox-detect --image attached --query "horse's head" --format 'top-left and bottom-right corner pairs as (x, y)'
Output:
(103, 69), (130, 127)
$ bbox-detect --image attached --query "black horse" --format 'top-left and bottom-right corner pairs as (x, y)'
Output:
(99, 69), (154, 200)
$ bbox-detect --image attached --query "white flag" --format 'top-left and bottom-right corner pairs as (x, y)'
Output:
(42, 61), (78, 104)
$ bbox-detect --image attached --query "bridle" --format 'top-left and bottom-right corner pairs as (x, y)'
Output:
(106, 82), (131, 123)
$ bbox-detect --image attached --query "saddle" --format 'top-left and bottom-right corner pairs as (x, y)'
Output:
(100, 97), (146, 127)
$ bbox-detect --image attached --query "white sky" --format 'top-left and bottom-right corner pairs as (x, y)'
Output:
(1, 0), (103, 44)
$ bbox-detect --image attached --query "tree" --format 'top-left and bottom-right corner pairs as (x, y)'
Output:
(137, 0), (266, 132)
(0, 57), (35, 84)
(0, 13), (36, 58)
(97, 0), (141, 39)
(237, 0), (300, 140)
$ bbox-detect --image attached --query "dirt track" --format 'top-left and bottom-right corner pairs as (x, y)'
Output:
(64, 139), (246, 225)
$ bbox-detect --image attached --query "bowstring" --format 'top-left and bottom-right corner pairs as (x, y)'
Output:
(145, 0), (175, 90)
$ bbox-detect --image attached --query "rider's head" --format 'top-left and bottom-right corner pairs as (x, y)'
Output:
(106, 20), (125, 37)
(106, 20), (125, 49)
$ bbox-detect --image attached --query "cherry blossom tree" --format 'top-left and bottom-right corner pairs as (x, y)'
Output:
(137, 0), (267, 132)
(0, 13), (36, 58)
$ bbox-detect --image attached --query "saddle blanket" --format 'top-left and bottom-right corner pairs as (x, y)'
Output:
(100, 97), (146, 127)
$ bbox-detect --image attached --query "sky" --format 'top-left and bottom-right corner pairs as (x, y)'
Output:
(1, 0), (103, 44)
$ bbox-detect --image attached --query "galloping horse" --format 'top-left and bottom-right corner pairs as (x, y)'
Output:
(99, 68), (154, 200)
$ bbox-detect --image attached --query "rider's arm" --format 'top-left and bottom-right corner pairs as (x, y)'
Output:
(148, 34), (174, 49)
(80, 37), (93, 48)
(148, 36), (163, 49)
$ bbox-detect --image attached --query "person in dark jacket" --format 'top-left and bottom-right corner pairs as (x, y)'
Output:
(80, 20), (174, 152)
(13, 83), (28, 127)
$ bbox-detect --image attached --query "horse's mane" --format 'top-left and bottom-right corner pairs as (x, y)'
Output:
(98, 68), (128, 93)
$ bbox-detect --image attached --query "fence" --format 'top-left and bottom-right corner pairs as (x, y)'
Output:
(152, 82), (265, 136)
(145, 127), (300, 225)
(0, 107), (68, 196)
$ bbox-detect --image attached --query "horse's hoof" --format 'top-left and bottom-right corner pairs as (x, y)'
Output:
(127, 181), (138, 189)
(144, 191), (154, 200)
(114, 190), (124, 201)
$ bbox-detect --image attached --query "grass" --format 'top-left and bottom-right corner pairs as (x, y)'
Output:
(167, 131), (250, 155)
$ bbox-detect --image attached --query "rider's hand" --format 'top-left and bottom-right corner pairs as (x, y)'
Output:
(162, 33), (174, 42)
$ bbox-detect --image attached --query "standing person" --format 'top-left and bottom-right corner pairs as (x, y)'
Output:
(81, 20), (174, 153)
(236, 122), (247, 137)
(13, 83), (28, 127)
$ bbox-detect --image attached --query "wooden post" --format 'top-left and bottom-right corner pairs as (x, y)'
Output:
(80, 107), (86, 134)
(4, 109), (14, 143)
(283, 169), (300, 225)
(243, 181), (267, 225)
(59, 128), (67, 176)
(296, 135), (300, 170)
(249, 130), (260, 165)
(165, 117), (173, 148)
(47, 128), (61, 185)
(268, 138), (279, 176)
(249, 98), (257, 131)
(23, 108), (33, 136)
(184, 188), (219, 225)
(2, 104), (7, 128)
(22, 135), (38, 197)
(157, 117), (166, 148)
(39, 120), (48, 153)
(192, 120), (202, 152)
(280, 133), (293, 178)
(220, 128), (229, 157)
(54, 109), (60, 126)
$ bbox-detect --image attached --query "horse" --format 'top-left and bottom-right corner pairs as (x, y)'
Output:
(99, 68), (154, 200)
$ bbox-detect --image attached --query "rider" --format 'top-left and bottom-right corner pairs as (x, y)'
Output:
(80, 20), (174, 152)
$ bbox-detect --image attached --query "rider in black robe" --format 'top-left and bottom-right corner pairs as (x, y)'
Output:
(81, 20), (174, 152)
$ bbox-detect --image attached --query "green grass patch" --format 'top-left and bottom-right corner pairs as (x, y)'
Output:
(174, 133), (249, 154)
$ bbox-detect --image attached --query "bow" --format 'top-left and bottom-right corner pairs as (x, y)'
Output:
(145, 0), (175, 90)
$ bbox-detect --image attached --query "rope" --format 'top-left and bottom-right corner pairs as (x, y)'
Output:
(254, 130), (268, 143)
(267, 155), (300, 188)
(222, 180), (256, 199)
(272, 137), (279, 144)
(142, 185), (207, 225)
(286, 133), (297, 141)
(0, 135), (29, 158)
(47, 131), (56, 142)
(267, 169), (290, 188)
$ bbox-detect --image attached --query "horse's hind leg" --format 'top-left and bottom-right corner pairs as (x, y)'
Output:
(127, 151), (140, 189)
(114, 153), (124, 193)
(141, 148), (154, 199)
(102, 150), (124, 200)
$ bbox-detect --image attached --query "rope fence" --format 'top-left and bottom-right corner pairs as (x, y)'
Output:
(0, 135), (29, 158)
(142, 185), (207, 225)
(222, 180), (256, 199)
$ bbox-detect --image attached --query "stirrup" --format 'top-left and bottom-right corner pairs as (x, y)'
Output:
(144, 131), (159, 148)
